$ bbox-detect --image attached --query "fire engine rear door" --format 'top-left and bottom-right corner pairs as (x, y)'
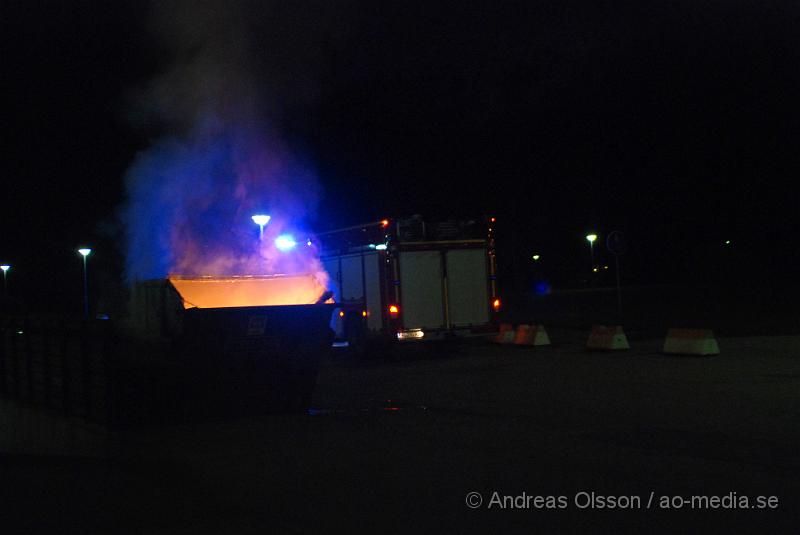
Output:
(445, 248), (489, 327)
(399, 250), (445, 330)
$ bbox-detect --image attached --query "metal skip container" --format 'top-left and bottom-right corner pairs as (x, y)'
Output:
(126, 274), (334, 418)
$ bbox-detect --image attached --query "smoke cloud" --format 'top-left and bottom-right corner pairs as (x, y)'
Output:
(121, 0), (329, 283)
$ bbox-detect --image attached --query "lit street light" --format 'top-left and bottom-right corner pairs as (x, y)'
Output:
(78, 248), (91, 318)
(251, 214), (271, 239)
(586, 234), (598, 272)
(532, 254), (540, 261)
(0, 264), (9, 297)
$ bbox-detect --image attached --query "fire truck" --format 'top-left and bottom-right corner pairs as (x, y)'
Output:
(319, 215), (500, 349)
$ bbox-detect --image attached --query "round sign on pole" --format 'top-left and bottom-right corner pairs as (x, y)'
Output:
(606, 231), (627, 255)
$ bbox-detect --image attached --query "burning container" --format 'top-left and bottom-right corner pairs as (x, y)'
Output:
(125, 275), (333, 419)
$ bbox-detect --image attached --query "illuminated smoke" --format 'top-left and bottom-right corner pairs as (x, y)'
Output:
(120, 0), (327, 287)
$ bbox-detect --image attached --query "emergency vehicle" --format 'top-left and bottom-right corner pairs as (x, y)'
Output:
(319, 215), (500, 349)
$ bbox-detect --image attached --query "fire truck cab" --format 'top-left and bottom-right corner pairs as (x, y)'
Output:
(320, 215), (500, 350)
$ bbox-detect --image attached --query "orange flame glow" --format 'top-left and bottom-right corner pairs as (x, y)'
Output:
(169, 274), (328, 309)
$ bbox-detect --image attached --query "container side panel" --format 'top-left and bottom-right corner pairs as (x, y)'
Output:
(340, 255), (365, 302)
(363, 253), (383, 331)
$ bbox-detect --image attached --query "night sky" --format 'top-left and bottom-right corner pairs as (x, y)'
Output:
(2, 1), (799, 313)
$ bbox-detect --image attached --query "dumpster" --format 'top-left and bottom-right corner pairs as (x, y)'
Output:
(122, 275), (334, 421)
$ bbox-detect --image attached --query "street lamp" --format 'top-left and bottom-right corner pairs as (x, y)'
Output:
(78, 248), (91, 318)
(251, 214), (271, 239)
(0, 265), (9, 297)
(586, 234), (597, 272)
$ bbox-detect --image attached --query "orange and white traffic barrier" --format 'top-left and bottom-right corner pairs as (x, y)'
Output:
(586, 325), (629, 351)
(662, 328), (720, 356)
(513, 324), (551, 346)
(494, 323), (516, 344)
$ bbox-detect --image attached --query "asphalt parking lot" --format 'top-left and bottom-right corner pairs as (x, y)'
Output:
(3, 329), (800, 533)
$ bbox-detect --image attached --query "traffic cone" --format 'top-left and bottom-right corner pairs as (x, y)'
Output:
(513, 324), (551, 346)
(494, 323), (516, 344)
(586, 325), (630, 351)
(662, 328), (720, 355)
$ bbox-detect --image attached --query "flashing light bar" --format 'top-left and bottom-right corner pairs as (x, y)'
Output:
(275, 234), (297, 251)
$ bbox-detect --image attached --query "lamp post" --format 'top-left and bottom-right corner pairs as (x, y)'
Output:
(0, 265), (9, 297)
(586, 234), (597, 273)
(251, 214), (271, 240)
(78, 248), (91, 318)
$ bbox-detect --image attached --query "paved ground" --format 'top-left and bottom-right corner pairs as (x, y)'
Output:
(2, 329), (800, 533)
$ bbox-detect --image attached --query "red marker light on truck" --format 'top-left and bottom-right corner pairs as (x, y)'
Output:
(389, 305), (399, 317)
(381, 219), (390, 228)
(492, 298), (501, 312)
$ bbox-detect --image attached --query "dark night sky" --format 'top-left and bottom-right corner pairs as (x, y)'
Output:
(2, 1), (799, 311)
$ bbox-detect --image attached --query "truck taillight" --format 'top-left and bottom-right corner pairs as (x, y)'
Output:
(381, 219), (390, 228)
(389, 304), (399, 318)
(492, 298), (501, 312)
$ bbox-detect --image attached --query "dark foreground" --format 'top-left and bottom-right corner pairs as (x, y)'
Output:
(2, 330), (800, 533)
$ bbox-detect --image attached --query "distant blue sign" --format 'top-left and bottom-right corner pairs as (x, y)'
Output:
(534, 281), (551, 296)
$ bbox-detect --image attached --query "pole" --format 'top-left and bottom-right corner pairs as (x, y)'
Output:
(589, 241), (594, 272)
(615, 254), (622, 318)
(259, 224), (264, 240)
(2, 270), (6, 298)
(82, 255), (89, 319)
